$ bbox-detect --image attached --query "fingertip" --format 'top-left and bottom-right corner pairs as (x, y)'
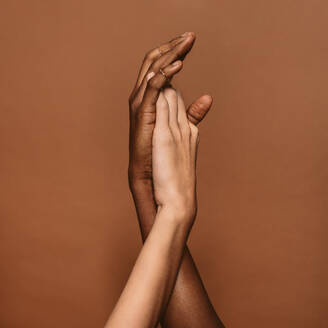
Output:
(188, 31), (196, 40)
(184, 32), (196, 46)
(166, 60), (183, 76)
(172, 60), (183, 68)
(187, 94), (213, 125)
(182, 31), (196, 40)
(199, 94), (213, 107)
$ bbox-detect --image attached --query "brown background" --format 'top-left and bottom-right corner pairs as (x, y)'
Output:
(1, 0), (327, 327)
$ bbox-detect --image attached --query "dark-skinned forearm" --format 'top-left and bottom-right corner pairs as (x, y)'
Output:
(129, 178), (225, 328)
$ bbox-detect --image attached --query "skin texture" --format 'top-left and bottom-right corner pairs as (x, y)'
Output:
(106, 89), (199, 328)
(128, 33), (225, 327)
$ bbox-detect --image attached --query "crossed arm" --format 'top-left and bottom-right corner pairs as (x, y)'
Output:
(106, 207), (192, 328)
(129, 32), (224, 328)
(106, 32), (224, 327)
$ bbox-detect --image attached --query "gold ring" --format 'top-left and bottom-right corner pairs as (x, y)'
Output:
(159, 68), (167, 79)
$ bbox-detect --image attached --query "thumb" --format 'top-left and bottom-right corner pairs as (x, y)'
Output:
(187, 94), (213, 125)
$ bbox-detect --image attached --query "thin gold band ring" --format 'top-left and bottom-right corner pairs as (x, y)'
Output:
(159, 68), (167, 79)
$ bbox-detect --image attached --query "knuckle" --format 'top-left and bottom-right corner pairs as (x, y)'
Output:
(188, 102), (207, 123)
(144, 49), (155, 61)
(130, 100), (139, 111)
(148, 61), (156, 73)
(170, 124), (181, 136)
(189, 104), (203, 120)
(148, 76), (158, 90)
(128, 92), (135, 105)
(128, 93), (140, 111)
(174, 127), (182, 137)
(181, 124), (191, 137)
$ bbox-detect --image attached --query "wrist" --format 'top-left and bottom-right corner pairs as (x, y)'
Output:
(156, 203), (196, 228)
(128, 169), (153, 192)
(129, 178), (153, 196)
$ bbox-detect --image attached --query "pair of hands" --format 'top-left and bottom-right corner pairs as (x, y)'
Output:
(106, 32), (224, 328)
(128, 32), (213, 223)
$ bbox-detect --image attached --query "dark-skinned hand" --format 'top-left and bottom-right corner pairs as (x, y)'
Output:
(128, 32), (213, 185)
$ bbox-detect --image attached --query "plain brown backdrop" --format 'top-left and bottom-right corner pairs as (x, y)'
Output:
(1, 0), (327, 327)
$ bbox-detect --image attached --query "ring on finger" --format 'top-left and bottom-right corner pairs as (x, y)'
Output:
(159, 68), (167, 79)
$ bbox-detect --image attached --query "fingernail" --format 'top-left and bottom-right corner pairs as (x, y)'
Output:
(172, 60), (181, 67)
(146, 72), (155, 81)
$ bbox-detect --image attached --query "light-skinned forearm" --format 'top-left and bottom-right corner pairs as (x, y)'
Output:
(105, 206), (191, 328)
(130, 180), (225, 328)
